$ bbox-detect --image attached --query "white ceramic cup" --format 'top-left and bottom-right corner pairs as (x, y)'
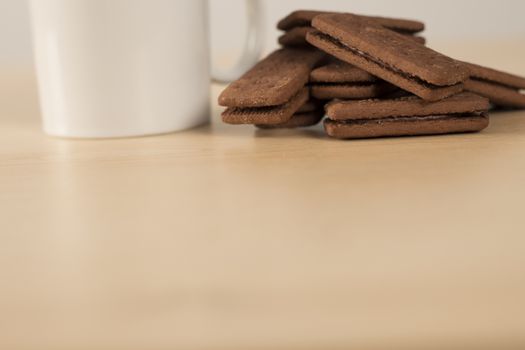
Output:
(29, 0), (264, 138)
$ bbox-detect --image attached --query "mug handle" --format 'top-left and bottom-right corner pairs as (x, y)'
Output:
(211, 0), (264, 83)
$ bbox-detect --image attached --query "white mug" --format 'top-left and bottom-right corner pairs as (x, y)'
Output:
(29, 0), (264, 138)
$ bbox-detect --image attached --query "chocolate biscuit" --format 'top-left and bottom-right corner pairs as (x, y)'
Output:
(326, 92), (490, 120)
(411, 36), (427, 45)
(462, 62), (525, 108)
(464, 80), (525, 109)
(306, 14), (468, 101)
(222, 88), (309, 125)
(256, 109), (324, 129)
(278, 27), (314, 47)
(219, 48), (324, 108)
(309, 58), (396, 100)
(324, 114), (489, 139)
(310, 59), (377, 83)
(311, 82), (396, 100)
(323, 92), (490, 139)
(278, 11), (426, 48)
(297, 99), (323, 113)
(278, 10), (425, 33)
(279, 27), (425, 48)
(466, 62), (525, 88)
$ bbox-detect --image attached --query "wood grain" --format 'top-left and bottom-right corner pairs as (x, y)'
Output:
(1, 44), (525, 349)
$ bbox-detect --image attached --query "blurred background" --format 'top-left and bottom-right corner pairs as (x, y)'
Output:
(210, 0), (525, 75)
(2, 0), (525, 68)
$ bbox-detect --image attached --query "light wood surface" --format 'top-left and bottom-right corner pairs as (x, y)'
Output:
(1, 43), (525, 349)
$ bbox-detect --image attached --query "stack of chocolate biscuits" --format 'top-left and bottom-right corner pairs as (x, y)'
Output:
(219, 10), (525, 140)
(277, 10), (426, 48)
(219, 48), (324, 126)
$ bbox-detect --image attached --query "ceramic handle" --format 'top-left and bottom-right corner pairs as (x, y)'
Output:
(211, 0), (264, 83)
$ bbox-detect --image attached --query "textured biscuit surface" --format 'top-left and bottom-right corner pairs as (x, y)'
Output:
(411, 36), (426, 45)
(277, 10), (424, 33)
(311, 82), (396, 100)
(306, 30), (464, 101)
(256, 110), (324, 129)
(464, 62), (525, 89)
(218, 48), (324, 108)
(310, 60), (377, 83)
(222, 88), (309, 125)
(326, 92), (490, 120)
(465, 79), (525, 109)
(297, 100), (322, 113)
(278, 10), (328, 30)
(278, 27), (314, 47)
(324, 114), (489, 139)
(310, 14), (468, 87)
(279, 27), (425, 48)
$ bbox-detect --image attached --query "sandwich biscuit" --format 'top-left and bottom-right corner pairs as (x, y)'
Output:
(463, 62), (525, 109)
(306, 14), (468, 101)
(324, 92), (490, 139)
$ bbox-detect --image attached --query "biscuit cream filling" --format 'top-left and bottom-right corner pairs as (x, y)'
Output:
(330, 112), (488, 125)
(313, 32), (459, 89)
(225, 88), (308, 114)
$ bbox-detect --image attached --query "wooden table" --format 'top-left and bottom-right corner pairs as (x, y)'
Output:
(1, 43), (525, 349)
